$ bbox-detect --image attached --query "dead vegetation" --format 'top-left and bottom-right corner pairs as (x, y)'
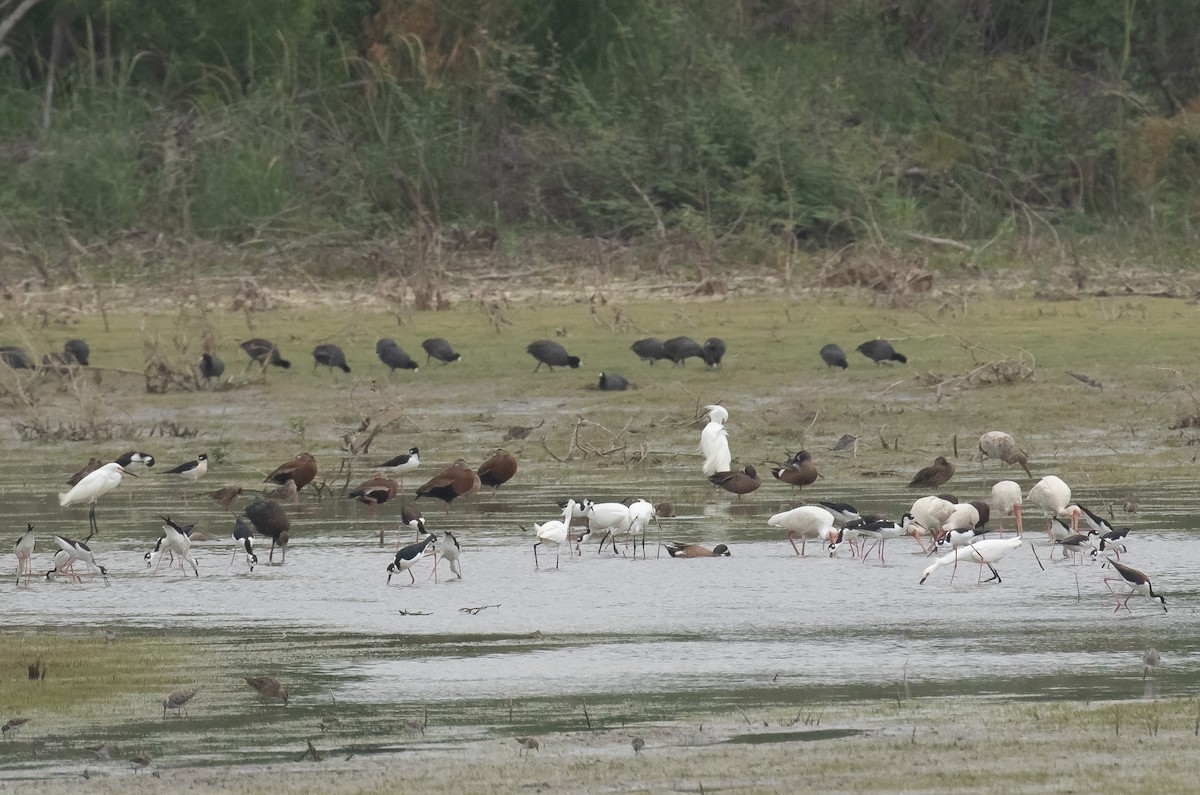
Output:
(818, 248), (934, 294)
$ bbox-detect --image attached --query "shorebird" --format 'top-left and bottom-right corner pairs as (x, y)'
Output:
(477, 449), (518, 490)
(415, 459), (479, 513)
(2, 718), (30, 736)
(908, 456), (955, 489)
(855, 517), (913, 564)
(920, 537), (1025, 585)
(387, 532), (437, 584)
(163, 455), (208, 505)
(54, 535), (108, 584)
(588, 502), (631, 555)
(990, 480), (1024, 535)
(312, 343), (351, 374)
(819, 343), (848, 369)
(856, 339), (907, 364)
(1027, 476), (1081, 538)
(399, 503), (426, 544)
(1053, 533), (1092, 564)
(264, 453), (318, 492)
(664, 542), (730, 558)
(158, 516), (199, 577)
(709, 465), (760, 497)
(1078, 504), (1115, 535)
(421, 337), (461, 364)
(240, 339), (290, 369)
(526, 339), (581, 372)
(375, 448), (420, 493)
(516, 736), (540, 756)
(533, 500), (575, 570)
(1104, 559), (1167, 613)
(818, 502), (862, 524)
(1143, 648), (1162, 680)
(45, 549), (81, 583)
(440, 530), (462, 579)
(769, 506), (836, 557)
(231, 515), (257, 571)
(244, 496), (289, 563)
(162, 689), (199, 718)
(700, 405), (732, 478)
(978, 431), (1032, 477)
(59, 462), (136, 536)
(348, 475), (399, 516)
(1091, 527), (1132, 560)
(14, 524), (34, 587)
(376, 339), (419, 372)
(245, 676), (289, 705)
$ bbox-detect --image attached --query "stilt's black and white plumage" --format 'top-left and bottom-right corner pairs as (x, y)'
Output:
(231, 515), (257, 570)
(855, 517), (913, 563)
(440, 530), (462, 579)
(115, 451), (156, 469)
(375, 448), (420, 494)
(1104, 559), (1167, 613)
(158, 516), (199, 577)
(387, 533), (437, 584)
(54, 534), (108, 584)
(818, 501), (861, 523)
(14, 523), (34, 587)
(1078, 504), (1114, 536)
(45, 549), (80, 583)
(164, 454), (208, 482)
(58, 462), (135, 536)
(1091, 527), (1132, 559)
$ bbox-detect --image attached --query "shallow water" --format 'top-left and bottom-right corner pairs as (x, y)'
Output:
(2, 459), (1195, 777)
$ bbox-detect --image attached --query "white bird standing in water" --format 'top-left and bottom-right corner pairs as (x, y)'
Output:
(990, 480), (1024, 536)
(59, 462), (135, 536)
(700, 405), (732, 477)
(533, 499), (576, 570)
(14, 524), (35, 587)
(1027, 476), (1081, 538)
(920, 537), (1025, 585)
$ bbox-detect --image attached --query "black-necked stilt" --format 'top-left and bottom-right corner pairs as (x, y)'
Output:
(162, 689), (199, 717)
(856, 517), (912, 563)
(244, 496), (290, 563)
(908, 456), (955, 489)
(664, 542), (731, 558)
(856, 339), (907, 364)
(144, 535), (168, 570)
(54, 534), (108, 584)
(818, 502), (861, 523)
(630, 338), (668, 364)
(477, 449), (517, 490)
(1049, 517), (1076, 549)
(264, 453), (318, 491)
(415, 459), (479, 513)
(700, 405), (731, 477)
(45, 549), (81, 583)
(14, 523), (34, 587)
(158, 516), (199, 577)
(569, 524), (592, 555)
(115, 451), (156, 470)
(63, 338), (89, 366)
(990, 480), (1024, 536)
(421, 337), (461, 364)
(819, 343), (848, 369)
(231, 515), (257, 571)
(598, 372), (630, 391)
(1053, 533), (1092, 564)
(58, 462), (136, 536)
(978, 431), (1032, 477)
(939, 502), (981, 545)
(375, 447), (419, 493)
(1078, 504), (1115, 535)
(399, 502), (426, 544)
(376, 339), (419, 372)
(163, 453), (208, 483)
(1091, 527), (1132, 560)
(348, 475), (398, 516)
(245, 676), (288, 705)
(769, 505), (836, 557)
(662, 336), (703, 365)
(312, 343), (351, 373)
(920, 537), (1024, 585)
(440, 530), (462, 579)
(526, 339), (581, 372)
(709, 465), (761, 497)
(533, 500), (574, 570)
(1028, 475), (1081, 538)
(702, 337), (726, 367)
(199, 352), (224, 381)
(387, 532), (436, 584)
(1104, 559), (1167, 613)
(240, 339), (290, 369)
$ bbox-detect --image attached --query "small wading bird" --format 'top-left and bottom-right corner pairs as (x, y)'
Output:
(978, 431), (1032, 478)
(312, 343), (351, 374)
(45, 549), (81, 583)
(375, 447), (420, 493)
(376, 338), (419, 372)
(920, 537), (1025, 585)
(156, 517), (199, 577)
(664, 542), (730, 558)
(421, 337), (461, 364)
(59, 462), (136, 536)
(230, 515), (257, 571)
(532, 500), (575, 570)
(387, 532), (437, 585)
(162, 689), (199, 718)
(1104, 559), (1167, 613)
(526, 339), (582, 372)
(700, 405), (732, 478)
(56, 534), (109, 584)
(244, 496), (289, 563)
(2, 718), (30, 736)
(245, 676), (289, 706)
(265, 453), (318, 491)
(163, 454), (208, 495)
(14, 524), (34, 587)
(440, 530), (462, 579)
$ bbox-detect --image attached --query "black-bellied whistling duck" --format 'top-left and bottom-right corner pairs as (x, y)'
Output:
(264, 453), (317, 491)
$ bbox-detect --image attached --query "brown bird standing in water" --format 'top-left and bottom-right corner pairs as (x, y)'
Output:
(477, 449), (518, 490)
(245, 676), (289, 705)
(347, 475), (399, 516)
(708, 465), (761, 497)
(664, 543), (731, 558)
(977, 431), (1032, 478)
(770, 451), (820, 490)
(908, 456), (955, 489)
(415, 459), (480, 513)
(162, 689), (199, 717)
(264, 453), (318, 491)
(210, 485), (243, 510)
(516, 737), (540, 756)
(244, 496), (290, 563)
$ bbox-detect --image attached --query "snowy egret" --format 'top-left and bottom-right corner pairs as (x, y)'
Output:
(58, 462), (135, 536)
(700, 405), (732, 477)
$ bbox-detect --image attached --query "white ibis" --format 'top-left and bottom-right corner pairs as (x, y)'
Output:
(920, 537), (1025, 585)
(533, 500), (575, 570)
(909, 496), (956, 549)
(1103, 559), (1167, 613)
(58, 462), (135, 536)
(13, 523), (34, 587)
(941, 503), (981, 536)
(387, 532), (437, 584)
(990, 480), (1024, 536)
(1027, 476), (1081, 538)
(978, 431), (1032, 477)
(700, 405), (732, 477)
(768, 505), (836, 557)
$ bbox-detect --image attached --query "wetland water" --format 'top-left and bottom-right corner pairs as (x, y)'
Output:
(2, 456), (1195, 780)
